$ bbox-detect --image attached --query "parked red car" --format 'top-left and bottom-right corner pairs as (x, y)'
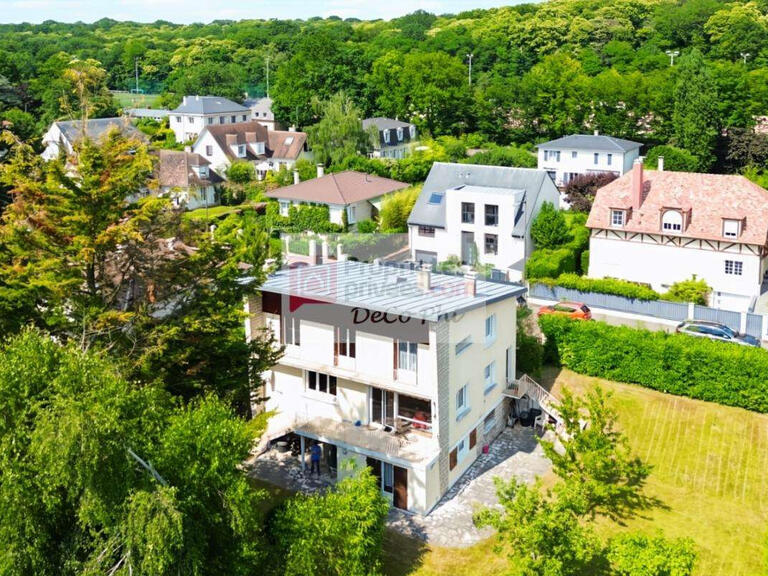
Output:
(537, 301), (592, 320)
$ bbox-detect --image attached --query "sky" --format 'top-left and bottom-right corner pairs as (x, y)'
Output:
(0, 0), (534, 24)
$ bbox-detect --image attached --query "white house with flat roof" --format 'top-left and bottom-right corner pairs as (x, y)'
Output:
(247, 260), (526, 514)
(536, 133), (642, 190)
(170, 95), (251, 144)
(408, 163), (561, 281)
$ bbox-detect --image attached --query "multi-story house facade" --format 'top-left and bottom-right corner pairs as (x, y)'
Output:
(408, 163), (561, 281)
(170, 95), (251, 144)
(587, 160), (768, 311)
(244, 96), (277, 131)
(536, 133), (641, 190)
(247, 260), (524, 514)
(41, 117), (147, 161)
(363, 117), (417, 159)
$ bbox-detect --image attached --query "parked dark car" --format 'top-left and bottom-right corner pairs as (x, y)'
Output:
(675, 320), (760, 347)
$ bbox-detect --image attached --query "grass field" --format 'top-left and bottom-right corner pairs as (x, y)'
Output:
(383, 368), (768, 576)
(111, 91), (162, 109)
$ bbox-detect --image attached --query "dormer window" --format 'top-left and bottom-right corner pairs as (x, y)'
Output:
(383, 130), (391, 144)
(237, 144), (246, 157)
(397, 127), (404, 141)
(409, 125), (416, 139)
(611, 209), (625, 227)
(661, 210), (683, 233)
(723, 219), (741, 239)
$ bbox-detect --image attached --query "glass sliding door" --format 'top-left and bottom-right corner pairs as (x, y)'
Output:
(371, 388), (395, 429)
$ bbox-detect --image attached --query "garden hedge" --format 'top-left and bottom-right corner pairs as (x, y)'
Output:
(536, 273), (660, 301)
(525, 248), (576, 279)
(539, 315), (768, 413)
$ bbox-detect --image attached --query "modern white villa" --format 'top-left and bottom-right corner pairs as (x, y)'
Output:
(536, 133), (642, 189)
(407, 163), (561, 281)
(247, 260), (525, 514)
(170, 95), (251, 143)
(587, 160), (768, 312)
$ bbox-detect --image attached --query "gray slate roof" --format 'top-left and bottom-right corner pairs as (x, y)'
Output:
(244, 97), (274, 121)
(407, 162), (554, 237)
(173, 96), (249, 115)
(260, 260), (525, 322)
(363, 117), (414, 131)
(536, 134), (641, 153)
(126, 108), (170, 118)
(55, 117), (146, 145)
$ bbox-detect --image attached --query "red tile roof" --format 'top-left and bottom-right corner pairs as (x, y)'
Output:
(267, 130), (307, 161)
(587, 168), (768, 245)
(266, 171), (409, 205)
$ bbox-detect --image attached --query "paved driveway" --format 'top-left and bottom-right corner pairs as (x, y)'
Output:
(387, 426), (551, 548)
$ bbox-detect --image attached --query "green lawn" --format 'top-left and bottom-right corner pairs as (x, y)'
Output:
(385, 368), (768, 576)
(111, 91), (162, 109)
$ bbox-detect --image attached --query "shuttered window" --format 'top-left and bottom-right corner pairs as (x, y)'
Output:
(449, 448), (457, 471)
(469, 428), (477, 450)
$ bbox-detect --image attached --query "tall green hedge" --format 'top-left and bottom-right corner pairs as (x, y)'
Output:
(539, 315), (768, 413)
(525, 248), (576, 279)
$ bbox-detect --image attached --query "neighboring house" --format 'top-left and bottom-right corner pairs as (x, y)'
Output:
(244, 96), (276, 131)
(170, 95), (251, 144)
(154, 149), (221, 211)
(536, 133), (642, 189)
(248, 260), (524, 514)
(265, 169), (408, 227)
(587, 160), (768, 311)
(363, 117), (417, 159)
(407, 162), (561, 281)
(191, 121), (310, 177)
(41, 117), (147, 161)
(125, 108), (170, 122)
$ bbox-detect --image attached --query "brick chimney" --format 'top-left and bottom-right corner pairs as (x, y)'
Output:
(225, 134), (237, 146)
(417, 263), (432, 292)
(464, 270), (477, 297)
(245, 131), (257, 143)
(632, 158), (644, 210)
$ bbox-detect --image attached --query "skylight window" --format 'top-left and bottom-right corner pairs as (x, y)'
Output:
(284, 136), (294, 145)
(428, 192), (444, 204)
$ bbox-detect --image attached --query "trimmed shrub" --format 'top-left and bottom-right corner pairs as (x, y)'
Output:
(660, 277), (711, 306)
(580, 250), (590, 275)
(536, 273), (660, 301)
(539, 315), (768, 413)
(356, 219), (378, 233)
(525, 249), (576, 279)
(531, 202), (570, 249)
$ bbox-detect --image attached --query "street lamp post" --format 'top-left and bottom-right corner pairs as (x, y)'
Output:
(466, 53), (473, 86)
(665, 50), (679, 67)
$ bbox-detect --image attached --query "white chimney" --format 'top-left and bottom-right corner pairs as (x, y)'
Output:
(293, 169), (300, 185)
(657, 156), (664, 172)
(417, 264), (432, 292)
(464, 270), (477, 297)
(182, 96), (187, 106)
(593, 129), (599, 136)
(632, 158), (644, 210)
(195, 95), (200, 101)
(288, 125), (296, 132)
(317, 163), (325, 178)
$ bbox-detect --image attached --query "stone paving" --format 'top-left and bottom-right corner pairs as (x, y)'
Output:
(387, 426), (551, 547)
(248, 426), (551, 548)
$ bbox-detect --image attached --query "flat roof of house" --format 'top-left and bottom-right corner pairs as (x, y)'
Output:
(265, 170), (408, 205)
(587, 168), (768, 245)
(173, 95), (250, 115)
(537, 134), (641, 153)
(260, 260), (525, 321)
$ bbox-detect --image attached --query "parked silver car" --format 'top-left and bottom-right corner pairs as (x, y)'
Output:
(675, 320), (760, 348)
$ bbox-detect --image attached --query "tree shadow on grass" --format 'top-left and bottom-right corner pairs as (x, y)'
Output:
(382, 528), (429, 576)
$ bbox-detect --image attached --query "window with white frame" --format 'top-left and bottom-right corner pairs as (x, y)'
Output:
(397, 127), (404, 141)
(505, 346), (514, 383)
(207, 117), (214, 125)
(237, 144), (246, 158)
(455, 335), (472, 356)
(723, 219), (741, 239)
(346, 205), (357, 224)
(219, 116), (225, 123)
(607, 153), (613, 166)
(383, 130), (390, 144)
(242, 114), (247, 121)
(283, 315), (300, 345)
(485, 314), (497, 345)
(307, 370), (337, 396)
(571, 151), (577, 159)
(594, 152), (599, 165)
(725, 259), (743, 276)
(484, 234), (498, 255)
(409, 125), (416, 139)
(485, 204), (499, 226)
(456, 383), (469, 416)
(611, 209), (625, 227)
(661, 210), (682, 233)
(457, 436), (469, 462)
(398, 341), (417, 372)
(484, 361), (497, 394)
(279, 200), (290, 216)
(335, 326), (356, 358)
(461, 202), (475, 224)
(418, 226), (435, 237)
(205, 145), (213, 157)
(555, 150), (561, 162)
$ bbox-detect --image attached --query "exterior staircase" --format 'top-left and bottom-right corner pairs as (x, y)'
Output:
(504, 374), (562, 425)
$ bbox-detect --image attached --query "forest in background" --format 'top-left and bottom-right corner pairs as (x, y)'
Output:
(2, 0), (768, 175)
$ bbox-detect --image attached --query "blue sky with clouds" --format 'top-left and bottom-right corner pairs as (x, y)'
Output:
(0, 0), (533, 24)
